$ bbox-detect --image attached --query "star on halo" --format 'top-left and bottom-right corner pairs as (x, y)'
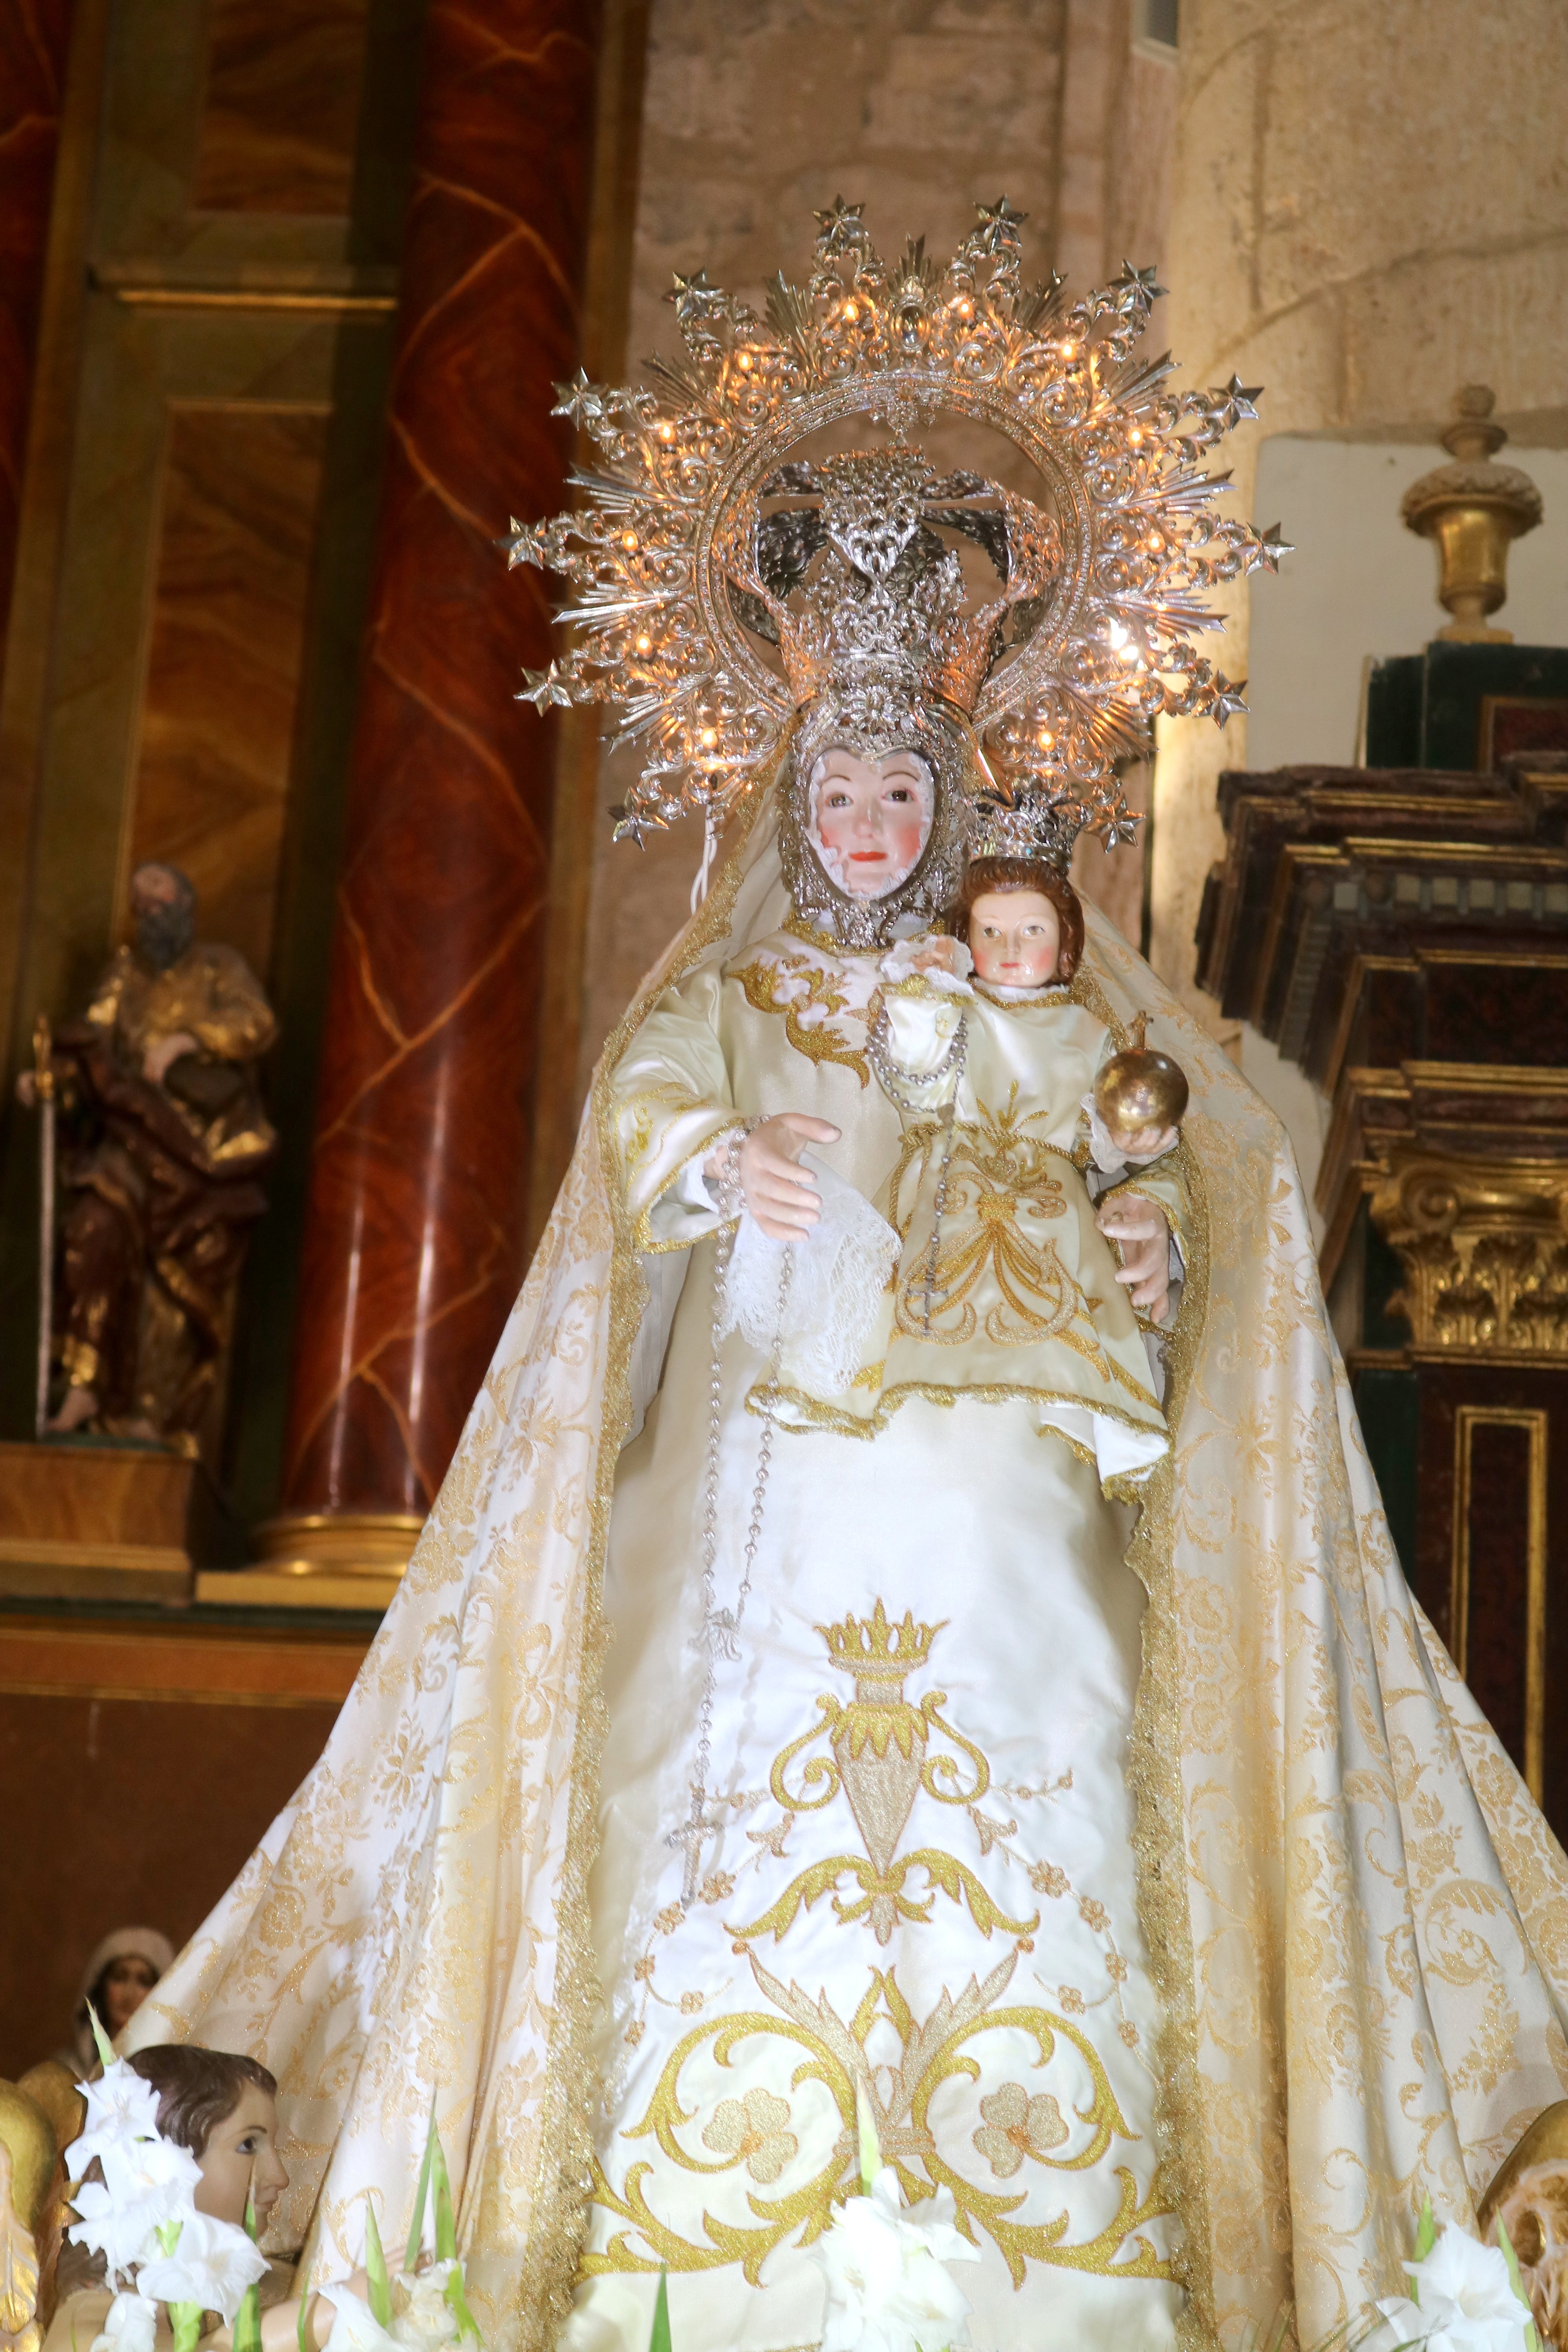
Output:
(503, 516), (538, 570)
(551, 368), (603, 426)
(970, 196), (1028, 256)
(609, 804), (649, 848)
(1249, 521), (1294, 572)
(516, 663), (575, 711)
(1219, 374), (1264, 426)
(665, 267), (725, 322)
(1109, 260), (1166, 312)
(813, 195), (866, 247)
(1212, 677), (1249, 726)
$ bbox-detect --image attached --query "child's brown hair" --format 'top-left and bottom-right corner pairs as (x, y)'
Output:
(127, 2045), (276, 2154)
(950, 856), (1084, 982)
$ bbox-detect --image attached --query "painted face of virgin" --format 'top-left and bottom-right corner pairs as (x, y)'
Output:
(810, 750), (931, 899)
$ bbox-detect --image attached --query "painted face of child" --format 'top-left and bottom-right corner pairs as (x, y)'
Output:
(968, 889), (1063, 987)
(194, 2083), (289, 2233)
(810, 750), (931, 898)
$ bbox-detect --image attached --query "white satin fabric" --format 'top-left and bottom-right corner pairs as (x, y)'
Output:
(567, 1234), (1183, 2352)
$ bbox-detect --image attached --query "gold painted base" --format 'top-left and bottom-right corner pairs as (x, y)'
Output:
(0, 1537), (191, 1601)
(0, 1440), (241, 1600)
(199, 1510), (423, 1612)
(1436, 618), (1513, 643)
(196, 1567), (402, 1612)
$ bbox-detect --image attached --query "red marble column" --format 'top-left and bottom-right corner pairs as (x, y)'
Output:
(0, 0), (75, 648)
(271, 1), (601, 1552)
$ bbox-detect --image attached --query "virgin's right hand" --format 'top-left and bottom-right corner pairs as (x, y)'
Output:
(728, 1113), (840, 1241)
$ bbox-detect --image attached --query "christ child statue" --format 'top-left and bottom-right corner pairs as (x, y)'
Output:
(947, 857), (1180, 1333)
(708, 829), (1191, 1487)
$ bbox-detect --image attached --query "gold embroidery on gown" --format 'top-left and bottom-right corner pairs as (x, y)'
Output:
(577, 1332), (1184, 2348)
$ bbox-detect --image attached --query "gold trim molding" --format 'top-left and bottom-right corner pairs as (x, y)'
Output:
(200, 1511), (421, 1612)
(106, 288), (399, 315)
(252, 1510), (421, 1574)
(90, 262), (400, 314)
(1451, 1405), (1548, 1798)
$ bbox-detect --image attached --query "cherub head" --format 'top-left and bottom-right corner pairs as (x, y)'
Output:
(127, 2046), (287, 2234)
(951, 855), (1083, 989)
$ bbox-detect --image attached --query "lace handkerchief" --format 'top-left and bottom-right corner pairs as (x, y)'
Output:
(722, 1152), (898, 1396)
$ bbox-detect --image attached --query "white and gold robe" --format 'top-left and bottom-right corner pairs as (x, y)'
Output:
(123, 790), (1568, 2352)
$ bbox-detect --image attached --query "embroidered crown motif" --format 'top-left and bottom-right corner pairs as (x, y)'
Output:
(818, 1597), (944, 1679)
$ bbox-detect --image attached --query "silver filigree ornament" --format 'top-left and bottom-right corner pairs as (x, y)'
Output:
(510, 198), (1290, 887)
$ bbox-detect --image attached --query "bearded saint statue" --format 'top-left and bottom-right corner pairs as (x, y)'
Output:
(20, 859), (276, 1449)
(126, 206), (1568, 2352)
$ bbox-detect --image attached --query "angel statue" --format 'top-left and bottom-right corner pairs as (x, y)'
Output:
(125, 204), (1568, 2352)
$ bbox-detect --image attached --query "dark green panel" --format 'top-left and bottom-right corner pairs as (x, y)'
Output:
(1365, 642), (1568, 772)
(1354, 1366), (1419, 1583)
(1363, 653), (1423, 767)
(1362, 1213), (1413, 1352)
(1421, 641), (1568, 771)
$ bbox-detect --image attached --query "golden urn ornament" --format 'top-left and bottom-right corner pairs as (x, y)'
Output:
(1094, 1013), (1188, 1150)
(1401, 385), (1543, 643)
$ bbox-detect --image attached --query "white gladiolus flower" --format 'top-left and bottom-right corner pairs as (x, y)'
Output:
(97, 2133), (203, 2212)
(66, 2063), (164, 2181)
(809, 2167), (980, 2352)
(66, 2077), (203, 2291)
(1363, 2223), (1534, 2352)
(89, 2292), (160, 2352)
(135, 2208), (270, 2323)
(318, 2285), (401, 2352)
(67, 2181), (168, 2290)
(392, 2261), (462, 2351)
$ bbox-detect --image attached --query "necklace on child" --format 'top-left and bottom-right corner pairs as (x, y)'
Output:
(867, 1003), (969, 1333)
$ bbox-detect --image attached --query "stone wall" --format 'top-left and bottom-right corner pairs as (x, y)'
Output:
(1152, 0), (1568, 1015)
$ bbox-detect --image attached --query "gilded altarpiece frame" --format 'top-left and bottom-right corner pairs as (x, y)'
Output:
(0, 0), (425, 1525)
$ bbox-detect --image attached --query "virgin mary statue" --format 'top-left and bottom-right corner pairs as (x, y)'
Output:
(127, 204), (1568, 2352)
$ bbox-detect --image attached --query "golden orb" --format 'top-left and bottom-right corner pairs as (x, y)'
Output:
(1478, 2098), (1568, 2238)
(1094, 1014), (1189, 1148)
